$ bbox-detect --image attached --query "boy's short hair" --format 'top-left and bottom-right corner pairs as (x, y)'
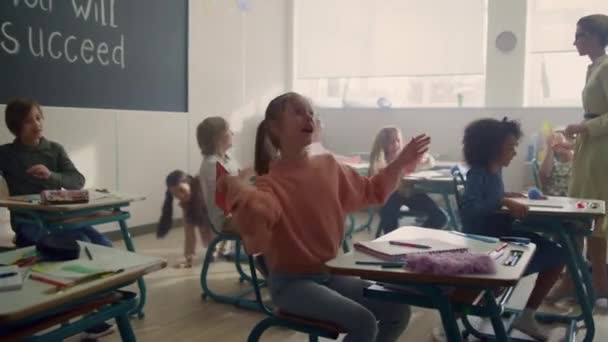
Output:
(5, 98), (42, 136)
(463, 117), (522, 168)
(196, 116), (229, 156)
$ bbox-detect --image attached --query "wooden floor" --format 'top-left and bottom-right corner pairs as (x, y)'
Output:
(96, 220), (608, 342)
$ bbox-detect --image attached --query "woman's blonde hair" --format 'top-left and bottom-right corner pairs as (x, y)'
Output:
(368, 126), (401, 176)
(196, 116), (229, 156)
(578, 14), (608, 47)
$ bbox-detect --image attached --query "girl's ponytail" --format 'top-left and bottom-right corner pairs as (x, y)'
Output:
(254, 120), (273, 175)
(157, 189), (174, 238)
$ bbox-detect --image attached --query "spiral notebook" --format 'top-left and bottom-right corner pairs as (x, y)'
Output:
(354, 239), (468, 262)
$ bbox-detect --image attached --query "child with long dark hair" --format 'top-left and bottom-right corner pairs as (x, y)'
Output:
(157, 170), (213, 268)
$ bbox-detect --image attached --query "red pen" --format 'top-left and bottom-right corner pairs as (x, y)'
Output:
(30, 274), (68, 288)
(389, 241), (431, 249)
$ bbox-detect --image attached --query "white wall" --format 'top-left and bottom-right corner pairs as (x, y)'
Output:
(0, 0), (288, 232)
(484, 0), (527, 107)
(319, 107), (582, 190)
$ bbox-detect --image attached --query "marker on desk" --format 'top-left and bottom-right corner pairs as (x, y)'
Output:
(494, 242), (508, 252)
(389, 241), (431, 249)
(503, 251), (523, 266)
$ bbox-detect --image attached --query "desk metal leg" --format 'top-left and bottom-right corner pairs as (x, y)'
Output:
(430, 291), (462, 342)
(442, 193), (458, 230)
(484, 290), (509, 342)
(559, 230), (595, 342)
(118, 219), (146, 319)
(116, 312), (137, 342)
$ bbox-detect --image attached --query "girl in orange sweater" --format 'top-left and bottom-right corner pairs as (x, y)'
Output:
(222, 92), (430, 342)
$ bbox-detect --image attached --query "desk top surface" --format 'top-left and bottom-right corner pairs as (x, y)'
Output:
(0, 242), (165, 322)
(503, 196), (605, 218)
(326, 226), (534, 287)
(0, 191), (145, 212)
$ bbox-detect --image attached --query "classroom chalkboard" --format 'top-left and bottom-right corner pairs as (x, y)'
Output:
(0, 0), (188, 112)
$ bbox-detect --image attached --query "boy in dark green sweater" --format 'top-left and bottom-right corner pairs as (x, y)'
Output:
(0, 99), (112, 248)
(1, 98), (115, 338)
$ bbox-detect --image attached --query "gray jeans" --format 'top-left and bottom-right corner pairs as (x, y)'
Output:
(269, 274), (411, 342)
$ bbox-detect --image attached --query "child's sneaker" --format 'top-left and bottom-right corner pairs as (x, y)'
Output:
(81, 322), (115, 341)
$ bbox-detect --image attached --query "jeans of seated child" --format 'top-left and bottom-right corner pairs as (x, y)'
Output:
(269, 273), (410, 342)
(14, 223), (112, 248)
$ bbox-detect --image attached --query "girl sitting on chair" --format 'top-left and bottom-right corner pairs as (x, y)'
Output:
(369, 126), (447, 234)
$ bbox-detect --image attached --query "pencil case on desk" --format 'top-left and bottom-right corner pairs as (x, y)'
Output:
(36, 235), (81, 261)
(40, 190), (89, 204)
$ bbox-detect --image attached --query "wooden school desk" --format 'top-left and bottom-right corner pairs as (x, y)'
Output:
(327, 226), (535, 342)
(499, 196), (605, 342)
(0, 191), (149, 317)
(0, 242), (166, 341)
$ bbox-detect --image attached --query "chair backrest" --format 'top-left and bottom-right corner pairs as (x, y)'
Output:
(451, 166), (466, 222)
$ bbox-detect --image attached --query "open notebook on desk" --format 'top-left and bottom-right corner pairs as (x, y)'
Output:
(354, 238), (468, 262)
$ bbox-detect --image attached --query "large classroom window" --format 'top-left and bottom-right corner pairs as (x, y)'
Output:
(525, 0), (608, 107)
(293, 0), (488, 108)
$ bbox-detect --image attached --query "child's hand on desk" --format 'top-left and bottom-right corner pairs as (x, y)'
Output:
(398, 134), (431, 172)
(503, 198), (529, 218)
(26, 164), (51, 179)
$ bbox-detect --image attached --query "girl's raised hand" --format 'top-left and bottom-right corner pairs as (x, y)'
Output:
(397, 134), (431, 172)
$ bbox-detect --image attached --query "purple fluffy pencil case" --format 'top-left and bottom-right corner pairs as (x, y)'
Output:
(405, 252), (496, 275)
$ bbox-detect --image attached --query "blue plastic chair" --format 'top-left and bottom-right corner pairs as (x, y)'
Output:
(200, 222), (267, 311)
(450, 166), (466, 230)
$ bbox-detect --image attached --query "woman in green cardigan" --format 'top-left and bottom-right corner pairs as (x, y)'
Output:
(565, 14), (608, 300)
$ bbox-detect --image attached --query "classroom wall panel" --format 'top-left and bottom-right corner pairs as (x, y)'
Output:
(116, 111), (189, 228)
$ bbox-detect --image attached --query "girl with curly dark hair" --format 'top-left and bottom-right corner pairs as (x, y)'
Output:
(461, 118), (564, 341)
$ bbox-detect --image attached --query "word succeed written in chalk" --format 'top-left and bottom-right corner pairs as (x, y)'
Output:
(1, 0), (125, 69)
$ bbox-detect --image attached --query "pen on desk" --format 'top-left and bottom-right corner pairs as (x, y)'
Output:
(30, 274), (68, 288)
(449, 230), (499, 243)
(389, 241), (431, 249)
(84, 246), (93, 260)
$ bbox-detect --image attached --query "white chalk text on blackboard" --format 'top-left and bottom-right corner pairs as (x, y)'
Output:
(1, 0), (126, 68)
